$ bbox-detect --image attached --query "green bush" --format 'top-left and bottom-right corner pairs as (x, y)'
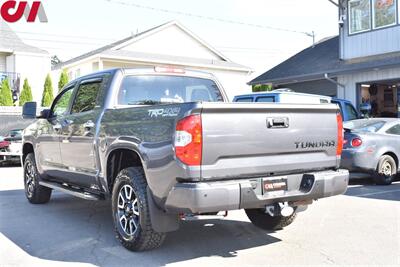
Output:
(19, 78), (33, 106)
(0, 79), (14, 106)
(252, 84), (273, 92)
(58, 69), (69, 92)
(41, 74), (54, 107)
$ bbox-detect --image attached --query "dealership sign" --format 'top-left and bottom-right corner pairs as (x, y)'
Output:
(0, 1), (47, 23)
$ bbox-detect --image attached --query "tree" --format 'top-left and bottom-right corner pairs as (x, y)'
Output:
(0, 78), (14, 106)
(41, 74), (54, 107)
(58, 69), (69, 92)
(252, 84), (273, 92)
(19, 78), (33, 106)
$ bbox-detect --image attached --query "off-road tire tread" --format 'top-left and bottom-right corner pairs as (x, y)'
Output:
(24, 153), (52, 204)
(112, 167), (166, 251)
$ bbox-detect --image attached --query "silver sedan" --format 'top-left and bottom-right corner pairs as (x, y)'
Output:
(341, 118), (400, 185)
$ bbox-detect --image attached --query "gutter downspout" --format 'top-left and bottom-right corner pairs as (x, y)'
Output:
(324, 73), (346, 98)
(324, 73), (344, 88)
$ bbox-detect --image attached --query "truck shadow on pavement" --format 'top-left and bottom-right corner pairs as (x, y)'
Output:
(0, 190), (281, 266)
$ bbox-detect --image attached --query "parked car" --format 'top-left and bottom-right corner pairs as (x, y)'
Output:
(0, 136), (10, 150)
(233, 90), (361, 121)
(21, 68), (348, 251)
(0, 129), (23, 165)
(341, 118), (400, 185)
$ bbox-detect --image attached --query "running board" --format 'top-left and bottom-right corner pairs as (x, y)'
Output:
(39, 181), (102, 201)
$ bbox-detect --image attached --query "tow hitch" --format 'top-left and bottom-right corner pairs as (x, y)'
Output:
(265, 202), (295, 217)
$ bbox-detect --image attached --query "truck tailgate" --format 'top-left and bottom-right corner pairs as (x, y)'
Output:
(200, 102), (340, 180)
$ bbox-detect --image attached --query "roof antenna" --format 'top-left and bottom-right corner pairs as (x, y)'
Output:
(305, 31), (316, 47)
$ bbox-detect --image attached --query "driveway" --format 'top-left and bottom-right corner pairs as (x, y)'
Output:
(0, 166), (399, 266)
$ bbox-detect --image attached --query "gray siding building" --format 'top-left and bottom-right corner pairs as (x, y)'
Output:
(250, 0), (400, 118)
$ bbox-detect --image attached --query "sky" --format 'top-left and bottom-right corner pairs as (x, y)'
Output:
(6, 0), (339, 77)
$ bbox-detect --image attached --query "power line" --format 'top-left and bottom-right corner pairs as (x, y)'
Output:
(104, 0), (314, 38)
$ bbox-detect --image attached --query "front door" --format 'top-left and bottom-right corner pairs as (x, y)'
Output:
(37, 86), (74, 178)
(60, 78), (104, 189)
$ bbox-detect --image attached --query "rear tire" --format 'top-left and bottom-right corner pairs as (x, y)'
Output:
(245, 208), (297, 231)
(373, 155), (397, 186)
(111, 167), (166, 251)
(24, 153), (52, 204)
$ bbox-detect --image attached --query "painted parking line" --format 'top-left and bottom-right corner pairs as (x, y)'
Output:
(352, 189), (400, 197)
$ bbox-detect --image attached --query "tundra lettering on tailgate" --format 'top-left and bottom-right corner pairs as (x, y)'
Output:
(295, 141), (336, 149)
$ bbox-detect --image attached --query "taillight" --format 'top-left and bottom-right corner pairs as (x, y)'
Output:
(175, 115), (202, 166)
(337, 113), (343, 156)
(351, 138), (363, 147)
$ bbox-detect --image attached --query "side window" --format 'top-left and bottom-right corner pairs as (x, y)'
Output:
(256, 96), (275, 103)
(345, 103), (359, 121)
(386, 124), (400, 135)
(71, 81), (102, 114)
(235, 97), (254, 102)
(52, 87), (74, 117)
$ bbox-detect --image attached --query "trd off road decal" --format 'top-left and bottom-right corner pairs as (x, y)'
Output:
(148, 107), (181, 118)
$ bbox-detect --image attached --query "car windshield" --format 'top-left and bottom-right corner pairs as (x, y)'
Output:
(344, 120), (386, 133)
(118, 75), (224, 105)
(8, 130), (22, 137)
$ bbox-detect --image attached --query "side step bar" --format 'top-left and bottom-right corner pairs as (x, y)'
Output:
(39, 181), (102, 201)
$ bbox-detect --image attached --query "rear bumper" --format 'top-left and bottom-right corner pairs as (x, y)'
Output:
(341, 150), (376, 173)
(165, 169), (349, 213)
(0, 152), (21, 162)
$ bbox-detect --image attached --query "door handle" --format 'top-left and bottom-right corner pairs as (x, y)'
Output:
(53, 123), (62, 132)
(267, 117), (289, 129)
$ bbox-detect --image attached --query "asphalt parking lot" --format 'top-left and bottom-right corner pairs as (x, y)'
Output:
(0, 166), (399, 267)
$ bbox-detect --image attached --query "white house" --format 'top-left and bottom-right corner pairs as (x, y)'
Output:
(0, 21), (51, 104)
(52, 21), (253, 100)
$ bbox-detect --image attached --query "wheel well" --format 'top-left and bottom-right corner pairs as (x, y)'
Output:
(383, 152), (399, 169)
(22, 143), (34, 163)
(106, 149), (143, 192)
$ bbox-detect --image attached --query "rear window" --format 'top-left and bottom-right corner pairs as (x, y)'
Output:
(235, 97), (254, 102)
(344, 120), (386, 133)
(256, 96), (275, 103)
(344, 103), (359, 121)
(118, 75), (223, 105)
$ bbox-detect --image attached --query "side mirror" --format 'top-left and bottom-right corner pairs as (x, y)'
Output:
(38, 109), (51, 119)
(22, 102), (37, 119)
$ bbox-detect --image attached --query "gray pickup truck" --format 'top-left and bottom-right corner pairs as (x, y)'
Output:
(21, 67), (349, 251)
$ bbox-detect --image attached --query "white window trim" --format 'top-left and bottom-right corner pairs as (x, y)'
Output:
(348, 0), (372, 35)
(372, 0), (397, 29)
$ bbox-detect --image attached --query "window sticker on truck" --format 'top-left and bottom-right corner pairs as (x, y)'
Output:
(148, 107), (181, 118)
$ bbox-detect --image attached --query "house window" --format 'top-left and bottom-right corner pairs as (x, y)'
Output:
(373, 0), (397, 29)
(75, 69), (81, 79)
(92, 62), (99, 72)
(349, 0), (371, 34)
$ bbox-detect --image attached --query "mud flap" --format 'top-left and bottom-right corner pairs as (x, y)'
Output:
(147, 187), (180, 233)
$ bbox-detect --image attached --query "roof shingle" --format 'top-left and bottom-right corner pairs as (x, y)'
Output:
(249, 36), (400, 85)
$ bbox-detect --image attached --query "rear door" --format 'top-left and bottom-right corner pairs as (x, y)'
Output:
(59, 77), (104, 188)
